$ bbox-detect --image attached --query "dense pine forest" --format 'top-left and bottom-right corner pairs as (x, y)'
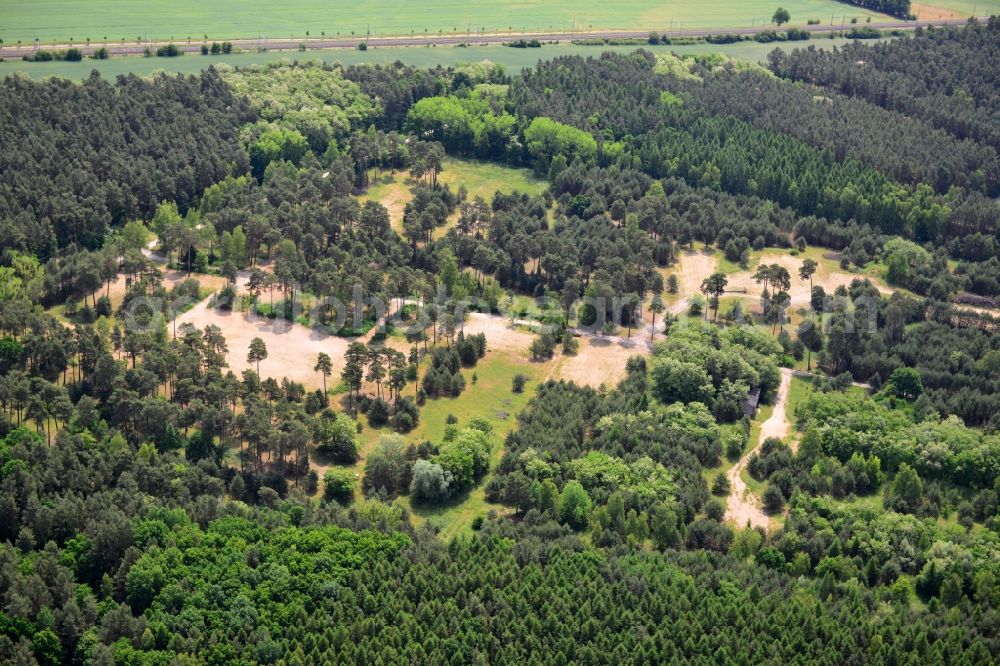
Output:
(1, 19), (1000, 666)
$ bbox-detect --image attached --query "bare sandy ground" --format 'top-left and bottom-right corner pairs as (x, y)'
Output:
(101, 266), (228, 310)
(725, 252), (880, 308)
(175, 287), (349, 389)
(554, 335), (650, 388)
(461, 312), (537, 359)
(665, 250), (719, 314)
(724, 367), (792, 530)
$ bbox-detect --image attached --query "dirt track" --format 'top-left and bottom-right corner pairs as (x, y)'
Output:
(724, 367), (792, 530)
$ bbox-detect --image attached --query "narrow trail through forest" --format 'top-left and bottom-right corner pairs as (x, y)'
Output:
(724, 367), (792, 530)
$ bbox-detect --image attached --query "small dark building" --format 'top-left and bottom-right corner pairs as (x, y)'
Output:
(742, 385), (761, 419)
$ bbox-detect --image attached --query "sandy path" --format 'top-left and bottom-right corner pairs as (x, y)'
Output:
(724, 367), (792, 530)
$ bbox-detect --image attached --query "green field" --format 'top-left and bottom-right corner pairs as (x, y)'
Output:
(0, 0), (912, 45)
(911, 0), (998, 17)
(0, 37), (900, 80)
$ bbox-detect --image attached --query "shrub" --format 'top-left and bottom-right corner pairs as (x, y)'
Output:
(156, 43), (182, 57)
(410, 460), (453, 503)
(323, 468), (356, 504)
(705, 499), (726, 521)
(763, 485), (786, 513)
(367, 398), (390, 426)
(512, 374), (528, 393)
(314, 412), (359, 463)
(711, 472), (731, 496)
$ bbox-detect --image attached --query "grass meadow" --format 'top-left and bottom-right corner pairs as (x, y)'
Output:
(0, 37), (901, 81)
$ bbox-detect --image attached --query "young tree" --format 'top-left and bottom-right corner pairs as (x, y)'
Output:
(364, 434), (410, 496)
(410, 460), (453, 504)
(247, 337), (268, 375)
(752, 263), (771, 294)
(667, 274), (679, 294)
(773, 7), (791, 25)
(797, 320), (823, 371)
(366, 348), (386, 398)
(558, 480), (592, 530)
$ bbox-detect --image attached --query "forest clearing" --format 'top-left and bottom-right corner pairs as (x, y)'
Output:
(3, 18), (1000, 664)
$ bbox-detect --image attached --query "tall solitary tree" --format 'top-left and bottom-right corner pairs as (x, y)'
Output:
(314, 352), (333, 394)
(773, 7), (791, 25)
(799, 258), (818, 292)
(649, 294), (665, 340)
(247, 337), (268, 375)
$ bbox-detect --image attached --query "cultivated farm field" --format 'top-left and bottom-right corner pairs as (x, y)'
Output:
(0, 0), (910, 44)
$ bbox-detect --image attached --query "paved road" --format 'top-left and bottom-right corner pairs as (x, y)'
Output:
(0, 18), (975, 59)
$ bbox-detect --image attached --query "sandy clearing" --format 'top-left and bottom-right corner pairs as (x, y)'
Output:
(554, 335), (649, 388)
(726, 252), (890, 309)
(665, 250), (719, 314)
(460, 312), (537, 359)
(724, 367), (792, 530)
(100, 267), (227, 311)
(176, 297), (350, 389)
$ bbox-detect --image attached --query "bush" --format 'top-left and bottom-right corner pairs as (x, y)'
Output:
(156, 43), (182, 57)
(367, 397), (390, 426)
(756, 547), (786, 570)
(314, 412), (359, 463)
(512, 374), (528, 393)
(504, 39), (542, 48)
(705, 499), (726, 521)
(410, 460), (453, 503)
(763, 485), (786, 513)
(706, 33), (742, 44)
(323, 468), (356, 504)
(846, 27), (881, 39)
(711, 472), (731, 496)
(391, 397), (419, 433)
